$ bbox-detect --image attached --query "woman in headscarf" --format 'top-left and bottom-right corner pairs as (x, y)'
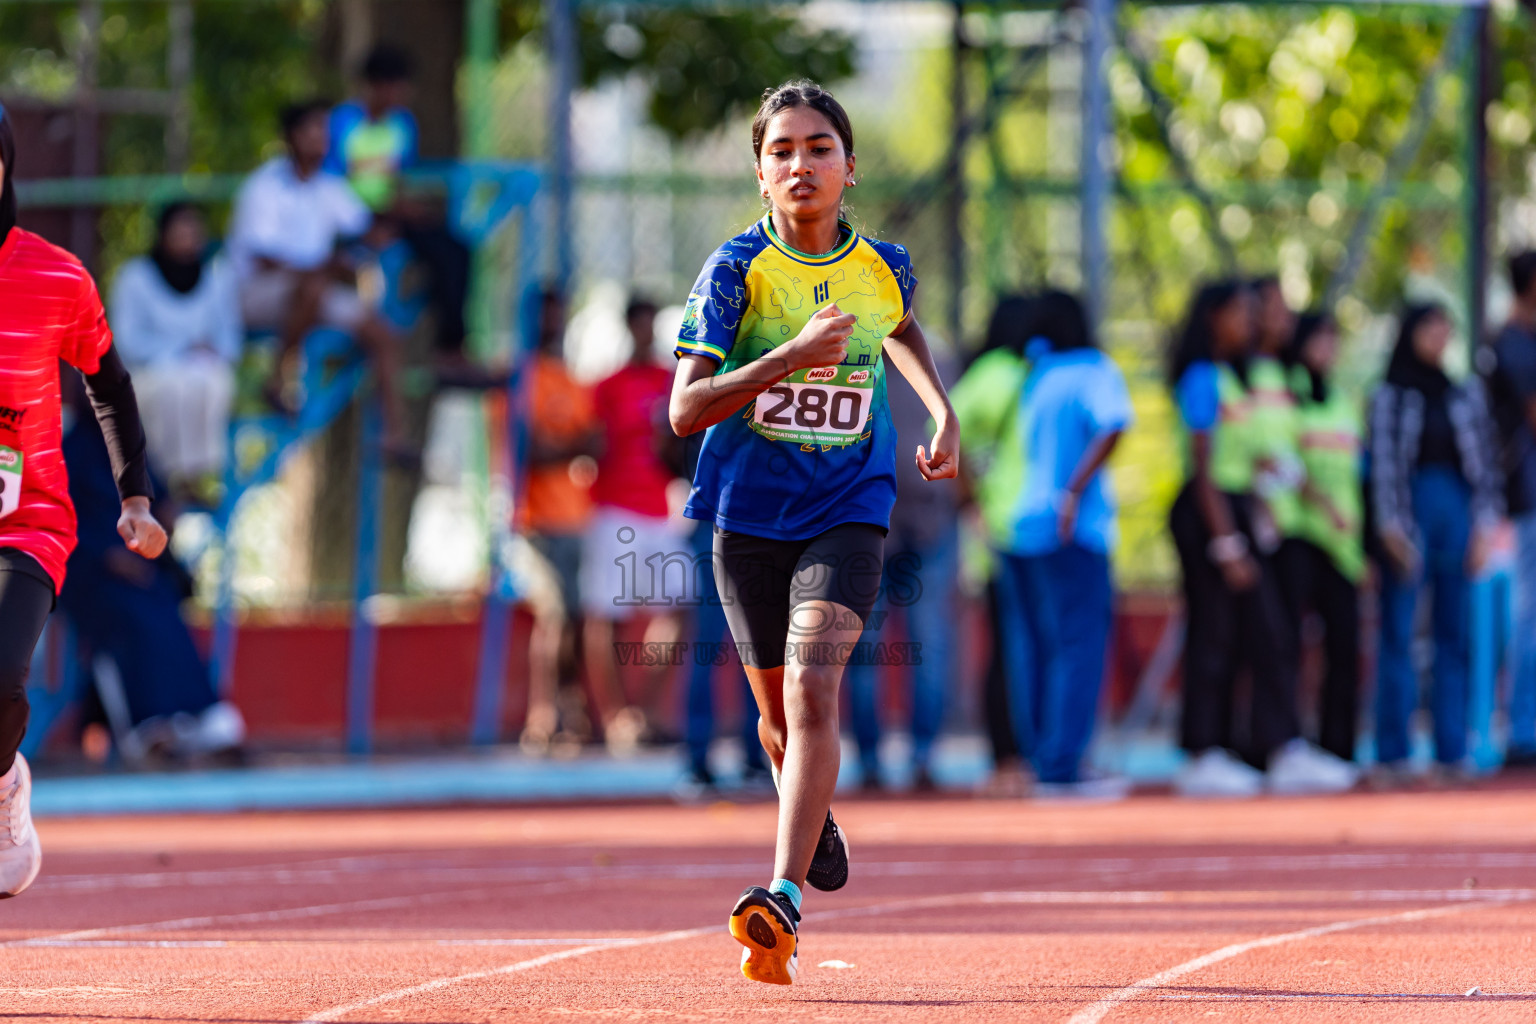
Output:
(0, 102), (167, 896)
(108, 202), (241, 503)
(1367, 302), (1502, 783)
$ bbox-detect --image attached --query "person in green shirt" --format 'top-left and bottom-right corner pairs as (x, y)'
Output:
(1248, 275), (1304, 540)
(325, 45), (484, 384)
(1274, 312), (1363, 763)
(1167, 281), (1357, 798)
(949, 295), (1031, 796)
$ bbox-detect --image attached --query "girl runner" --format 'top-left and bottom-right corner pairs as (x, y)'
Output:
(0, 104), (168, 896)
(670, 80), (958, 985)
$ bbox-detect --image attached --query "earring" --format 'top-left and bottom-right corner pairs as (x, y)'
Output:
(846, 179), (857, 187)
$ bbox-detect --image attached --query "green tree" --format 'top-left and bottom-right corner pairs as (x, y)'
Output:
(578, 6), (855, 140)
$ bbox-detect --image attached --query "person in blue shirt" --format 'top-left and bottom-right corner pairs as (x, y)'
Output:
(994, 291), (1131, 796)
(326, 45), (478, 382)
(671, 81), (957, 985)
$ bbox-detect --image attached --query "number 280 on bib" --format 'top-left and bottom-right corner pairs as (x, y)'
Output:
(752, 380), (871, 447)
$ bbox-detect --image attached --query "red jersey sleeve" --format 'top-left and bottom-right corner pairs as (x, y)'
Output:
(61, 270), (113, 374)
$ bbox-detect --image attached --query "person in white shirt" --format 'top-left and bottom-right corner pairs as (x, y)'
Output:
(109, 203), (241, 501)
(228, 100), (408, 454)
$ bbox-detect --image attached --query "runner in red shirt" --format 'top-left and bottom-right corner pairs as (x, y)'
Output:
(0, 105), (167, 897)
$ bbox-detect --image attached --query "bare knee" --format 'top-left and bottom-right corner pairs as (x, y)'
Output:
(784, 664), (841, 733)
(758, 716), (786, 761)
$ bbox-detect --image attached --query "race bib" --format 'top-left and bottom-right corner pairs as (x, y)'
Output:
(0, 447), (22, 519)
(752, 372), (872, 447)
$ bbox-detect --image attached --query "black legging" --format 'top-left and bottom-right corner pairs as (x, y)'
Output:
(982, 575), (1020, 766)
(1274, 537), (1360, 762)
(0, 549), (55, 775)
(1170, 485), (1299, 764)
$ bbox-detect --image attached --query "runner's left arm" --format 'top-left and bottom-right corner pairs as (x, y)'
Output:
(81, 346), (166, 559)
(883, 316), (959, 481)
(81, 345), (151, 502)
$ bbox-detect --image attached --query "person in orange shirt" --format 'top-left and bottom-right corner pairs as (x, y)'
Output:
(518, 290), (601, 753)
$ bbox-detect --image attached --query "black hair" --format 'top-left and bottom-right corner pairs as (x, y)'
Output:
(1284, 310), (1335, 403)
(280, 99), (331, 139)
(1249, 274), (1281, 294)
(977, 294), (1033, 366)
(361, 44), (414, 85)
(625, 296), (659, 322)
(1384, 302), (1451, 392)
(0, 102), (15, 247)
(155, 200), (199, 238)
(536, 286), (566, 350)
(1510, 251), (1536, 300)
(751, 80), (854, 162)
(1027, 290), (1094, 352)
(1167, 279), (1251, 389)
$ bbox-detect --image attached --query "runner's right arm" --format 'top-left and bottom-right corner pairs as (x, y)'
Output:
(668, 304), (855, 437)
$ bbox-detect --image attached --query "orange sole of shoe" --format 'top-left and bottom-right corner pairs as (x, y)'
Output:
(728, 904), (797, 985)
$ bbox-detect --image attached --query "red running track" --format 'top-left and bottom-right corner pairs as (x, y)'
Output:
(7, 786), (1536, 1022)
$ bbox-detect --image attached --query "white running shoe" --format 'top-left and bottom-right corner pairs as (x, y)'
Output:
(1175, 748), (1264, 799)
(1034, 772), (1134, 802)
(1266, 739), (1360, 795)
(0, 753), (42, 897)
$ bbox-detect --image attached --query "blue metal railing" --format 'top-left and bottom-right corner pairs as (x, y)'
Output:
(207, 160), (542, 755)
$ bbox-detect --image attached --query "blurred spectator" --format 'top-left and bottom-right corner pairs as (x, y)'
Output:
(1248, 276), (1306, 600)
(326, 45), (482, 384)
(516, 290), (601, 754)
(1485, 251), (1536, 768)
(949, 295), (1031, 796)
(59, 386), (244, 762)
(1168, 282), (1351, 797)
(1276, 313), (1364, 763)
(997, 291), (1131, 798)
(108, 203), (240, 505)
(845, 345), (959, 792)
(228, 100), (410, 456)
(679, 517), (770, 796)
(581, 298), (681, 753)
(1368, 303), (1502, 783)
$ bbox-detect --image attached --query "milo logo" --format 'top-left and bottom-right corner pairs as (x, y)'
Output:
(805, 366), (837, 382)
(848, 370), (871, 384)
(0, 450), (19, 469)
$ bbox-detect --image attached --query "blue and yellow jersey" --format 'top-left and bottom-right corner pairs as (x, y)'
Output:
(675, 214), (918, 540)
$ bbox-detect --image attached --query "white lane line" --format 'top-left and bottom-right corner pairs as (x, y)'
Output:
(1063, 896), (1529, 1024)
(296, 886), (1450, 1024)
(436, 937), (657, 946)
(1154, 991), (1536, 1001)
(294, 888), (1027, 1024)
(19, 938), (632, 950)
(298, 926), (719, 1024)
(2, 887), (505, 948)
(29, 888), (1529, 952)
(21, 940), (230, 948)
(40, 848), (1536, 894)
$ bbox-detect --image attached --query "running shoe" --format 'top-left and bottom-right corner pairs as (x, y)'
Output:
(0, 754), (41, 897)
(738, 763), (777, 796)
(805, 810), (850, 892)
(728, 885), (799, 985)
(1034, 771), (1133, 802)
(1175, 747), (1263, 799)
(672, 764), (718, 805)
(1266, 739), (1359, 795)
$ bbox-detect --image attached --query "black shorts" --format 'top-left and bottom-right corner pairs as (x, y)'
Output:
(712, 522), (886, 670)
